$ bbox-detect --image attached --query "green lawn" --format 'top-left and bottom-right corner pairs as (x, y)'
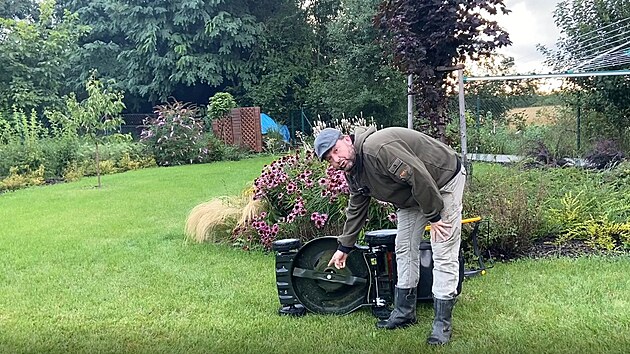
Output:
(0, 157), (628, 353)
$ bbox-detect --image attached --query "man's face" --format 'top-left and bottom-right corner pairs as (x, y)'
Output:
(324, 135), (356, 172)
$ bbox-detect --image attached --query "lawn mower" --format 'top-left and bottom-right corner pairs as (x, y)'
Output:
(271, 217), (491, 317)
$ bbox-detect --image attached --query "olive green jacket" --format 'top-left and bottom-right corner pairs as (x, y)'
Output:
(338, 126), (460, 248)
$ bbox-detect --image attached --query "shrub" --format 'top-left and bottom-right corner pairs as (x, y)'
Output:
(0, 108), (48, 176)
(39, 137), (80, 179)
(584, 139), (625, 169)
(59, 148), (155, 182)
(0, 138), (81, 182)
(464, 163), (549, 258)
(518, 109), (578, 159)
(525, 140), (557, 166)
(140, 101), (208, 166)
(62, 162), (84, 182)
(466, 161), (630, 257)
(546, 191), (594, 237)
(0, 165), (45, 191)
(207, 92), (237, 123)
(98, 160), (118, 175)
(563, 218), (630, 252)
(117, 152), (156, 171)
(448, 109), (577, 158)
(263, 128), (290, 154)
(455, 112), (521, 155)
(205, 133), (252, 162)
(602, 160), (630, 191)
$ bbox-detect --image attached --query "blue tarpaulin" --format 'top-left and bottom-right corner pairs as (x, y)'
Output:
(261, 113), (291, 142)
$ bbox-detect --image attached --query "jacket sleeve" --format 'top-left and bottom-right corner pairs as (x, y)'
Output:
(377, 143), (444, 222)
(338, 191), (370, 248)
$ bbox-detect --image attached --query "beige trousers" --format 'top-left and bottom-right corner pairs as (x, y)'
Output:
(394, 166), (466, 300)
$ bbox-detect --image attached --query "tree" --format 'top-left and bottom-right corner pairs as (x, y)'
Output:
(0, 0), (88, 114)
(208, 92), (237, 122)
(545, 0), (630, 151)
(64, 73), (126, 188)
(306, 0), (407, 126)
(242, 0), (314, 120)
(0, 0), (38, 19)
(248, 0), (408, 126)
(374, 0), (511, 141)
(58, 0), (282, 104)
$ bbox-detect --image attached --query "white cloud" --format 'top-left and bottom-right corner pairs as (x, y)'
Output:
(494, 0), (563, 73)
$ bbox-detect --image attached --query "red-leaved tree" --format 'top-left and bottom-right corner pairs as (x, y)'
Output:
(375, 0), (512, 141)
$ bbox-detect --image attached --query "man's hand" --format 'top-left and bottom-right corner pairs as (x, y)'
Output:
(328, 250), (349, 269)
(430, 220), (452, 243)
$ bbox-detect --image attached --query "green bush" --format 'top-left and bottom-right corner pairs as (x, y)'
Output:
(117, 152), (156, 171)
(448, 108), (578, 159)
(207, 92), (237, 123)
(465, 164), (549, 258)
(39, 137), (80, 179)
(62, 162), (84, 182)
(0, 165), (45, 192)
(546, 191), (594, 237)
(205, 133), (252, 162)
(140, 101), (208, 166)
(76, 141), (155, 177)
(603, 160), (630, 191)
(76, 140), (147, 164)
(262, 128), (290, 154)
(0, 108), (49, 176)
(455, 112), (520, 155)
(563, 218), (630, 252)
(0, 138), (82, 181)
(467, 162), (630, 257)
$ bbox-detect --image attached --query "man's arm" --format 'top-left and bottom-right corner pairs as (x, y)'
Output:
(338, 192), (370, 248)
(329, 192), (369, 269)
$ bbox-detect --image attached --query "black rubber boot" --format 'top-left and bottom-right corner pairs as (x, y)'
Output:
(372, 305), (392, 320)
(427, 298), (456, 345)
(375, 287), (417, 330)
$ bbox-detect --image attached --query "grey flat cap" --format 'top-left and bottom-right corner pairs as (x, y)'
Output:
(314, 128), (342, 160)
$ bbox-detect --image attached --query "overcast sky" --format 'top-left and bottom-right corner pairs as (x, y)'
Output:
(494, 0), (563, 73)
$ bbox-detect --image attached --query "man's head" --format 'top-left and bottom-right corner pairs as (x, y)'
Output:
(314, 128), (356, 171)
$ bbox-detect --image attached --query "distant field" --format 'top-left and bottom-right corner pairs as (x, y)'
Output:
(508, 105), (561, 125)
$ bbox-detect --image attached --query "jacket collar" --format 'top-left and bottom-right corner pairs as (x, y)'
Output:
(348, 126), (376, 175)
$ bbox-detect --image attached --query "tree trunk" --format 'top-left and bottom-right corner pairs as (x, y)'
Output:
(96, 141), (101, 188)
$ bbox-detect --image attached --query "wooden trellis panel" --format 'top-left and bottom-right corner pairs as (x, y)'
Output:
(211, 117), (234, 144)
(211, 107), (262, 152)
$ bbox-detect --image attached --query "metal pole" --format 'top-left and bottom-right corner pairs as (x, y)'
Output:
(475, 95), (480, 153)
(407, 74), (413, 129)
(576, 93), (581, 151)
(458, 67), (468, 168)
(290, 111), (295, 142)
(436, 64), (468, 170)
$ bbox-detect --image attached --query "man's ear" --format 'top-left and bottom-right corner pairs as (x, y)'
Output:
(342, 135), (352, 144)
